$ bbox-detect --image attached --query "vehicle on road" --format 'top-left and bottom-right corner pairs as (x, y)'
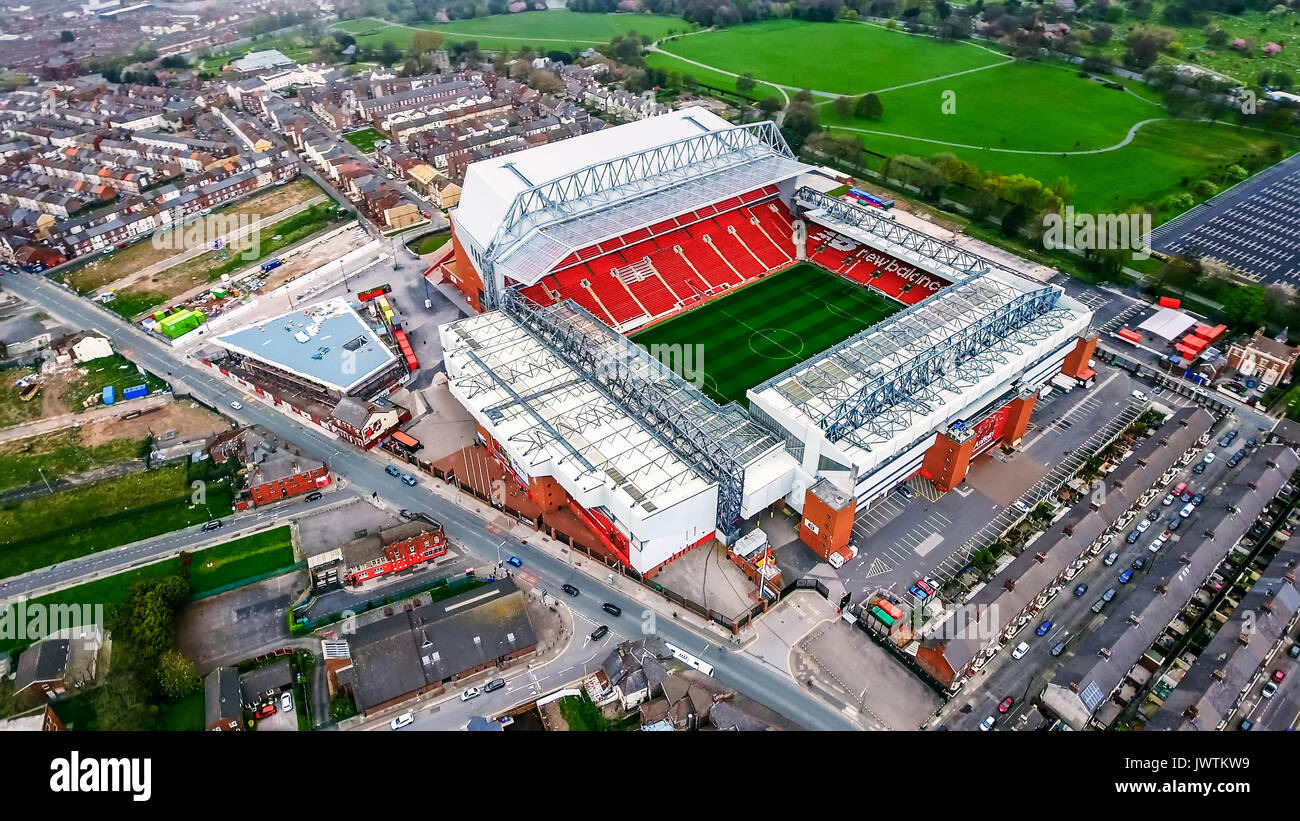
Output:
(1180, 502), (1195, 518)
(1246, 437), (1258, 449)
(1168, 516), (1182, 531)
(506, 556), (522, 568)
(460, 687), (481, 702)
(1036, 620), (1053, 636)
(1102, 587), (1117, 602)
(1051, 636), (1069, 656)
(280, 692), (292, 712)
(1173, 482), (1187, 496)
(1131, 390), (1148, 401)
(305, 491), (323, 502)
(1261, 682), (1278, 699)
(979, 716), (995, 731)
(1273, 669), (1286, 683)
(561, 583), (579, 597)
(1192, 493), (1204, 506)
(590, 625), (609, 641)
(385, 465), (400, 476)
(230, 401), (243, 410)
(1219, 430), (1238, 447)
(390, 713), (414, 730)
(1148, 535), (1166, 553)
(1103, 551), (1119, 566)
(1119, 569), (1134, 584)
(1193, 462), (1206, 474)
(1092, 597), (1108, 614)
(1136, 520), (1151, 534)
(1074, 583), (1088, 597)
(602, 602), (622, 617)
(1289, 644), (1300, 659)
(1147, 510), (1160, 521)
(998, 697), (1014, 713)
(201, 520), (223, 532)
(1162, 494), (1175, 505)
(484, 678), (506, 693)
(1012, 641), (1030, 659)
(400, 474), (417, 486)
(1132, 557), (1145, 570)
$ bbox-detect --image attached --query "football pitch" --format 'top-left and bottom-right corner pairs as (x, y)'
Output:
(632, 264), (899, 407)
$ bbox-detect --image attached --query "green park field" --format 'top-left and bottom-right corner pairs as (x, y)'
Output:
(335, 10), (691, 53)
(632, 264), (898, 406)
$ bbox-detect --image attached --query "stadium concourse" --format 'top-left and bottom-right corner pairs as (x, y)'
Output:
(433, 107), (1098, 577)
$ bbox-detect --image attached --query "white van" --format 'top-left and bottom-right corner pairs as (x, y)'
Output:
(1011, 641), (1030, 660)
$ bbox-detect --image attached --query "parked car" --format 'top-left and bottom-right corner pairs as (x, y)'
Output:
(915, 579), (935, 596)
(385, 465), (400, 476)
(979, 715), (995, 731)
(1119, 569), (1134, 584)
(1074, 583), (1088, 597)
(1180, 502), (1195, 518)
(602, 602), (622, 617)
(1104, 551), (1119, 566)
(1219, 430), (1238, 447)
(1014, 500), (1031, 514)
(1162, 494), (1175, 506)
(484, 678), (506, 693)
(561, 583), (579, 597)
(1261, 682), (1278, 699)
(1051, 638), (1069, 656)
(389, 712), (414, 730)
(506, 556), (522, 568)
(1193, 462), (1207, 474)
(1173, 482), (1188, 496)
(1191, 493), (1204, 506)
(1011, 641), (1030, 659)
(229, 400), (243, 410)
(1148, 535), (1166, 553)
(280, 692), (292, 712)
(1036, 620), (1054, 636)
(895, 484), (915, 500)
(400, 474), (417, 486)
(1148, 510), (1160, 521)
(1132, 556), (1145, 570)
(998, 697), (1014, 713)
(1245, 437), (1258, 449)
(304, 491), (323, 502)
(1102, 587), (1118, 602)
(1168, 516), (1182, 531)
(1289, 644), (1300, 660)
(460, 687), (482, 702)
(254, 703), (276, 719)
(1239, 717), (1253, 731)
(909, 585), (929, 599)
(1272, 669), (1286, 683)
(1131, 390), (1148, 401)
(589, 625), (609, 641)
(1136, 520), (1152, 534)
(1126, 530), (1141, 544)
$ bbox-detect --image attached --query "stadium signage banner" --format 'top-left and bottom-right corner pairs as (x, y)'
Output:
(858, 251), (946, 292)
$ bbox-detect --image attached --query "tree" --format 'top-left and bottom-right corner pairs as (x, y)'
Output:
(833, 95), (854, 118)
(408, 30), (444, 57)
(1091, 23), (1114, 45)
(854, 93), (883, 120)
(780, 99), (821, 152)
(156, 650), (201, 700)
(1222, 285), (1268, 331)
(379, 40), (402, 68)
(529, 69), (564, 95)
(60, 30), (75, 43)
(756, 95), (783, 115)
(736, 73), (756, 95)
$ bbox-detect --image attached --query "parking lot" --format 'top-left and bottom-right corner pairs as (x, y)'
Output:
(1150, 152), (1300, 285)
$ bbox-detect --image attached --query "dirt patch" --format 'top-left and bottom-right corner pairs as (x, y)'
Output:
(79, 400), (228, 447)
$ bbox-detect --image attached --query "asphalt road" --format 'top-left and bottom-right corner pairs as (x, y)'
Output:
(2, 271), (857, 732)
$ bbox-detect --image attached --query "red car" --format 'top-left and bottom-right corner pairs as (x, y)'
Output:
(254, 703), (277, 719)
(1172, 481), (1187, 496)
(915, 579), (935, 595)
(998, 697), (1014, 713)
(1273, 670), (1287, 683)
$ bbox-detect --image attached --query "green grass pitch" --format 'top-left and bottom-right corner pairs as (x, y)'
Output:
(632, 263), (899, 406)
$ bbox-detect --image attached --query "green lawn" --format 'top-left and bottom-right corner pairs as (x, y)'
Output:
(188, 526), (296, 594)
(58, 353), (167, 412)
(343, 127), (386, 153)
(336, 10), (691, 52)
(158, 692), (205, 731)
(0, 463), (232, 580)
(659, 19), (1006, 95)
(632, 264), (899, 406)
(0, 429), (148, 493)
(407, 232), (450, 255)
(643, 51), (788, 101)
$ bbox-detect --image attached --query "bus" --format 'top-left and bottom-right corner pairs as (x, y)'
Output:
(847, 188), (895, 209)
(663, 642), (714, 676)
(357, 284), (392, 302)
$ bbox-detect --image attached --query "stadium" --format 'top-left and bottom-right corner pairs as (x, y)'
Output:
(436, 107), (1097, 575)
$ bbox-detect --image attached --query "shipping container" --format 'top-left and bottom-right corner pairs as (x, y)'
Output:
(877, 599), (905, 620)
(123, 384), (148, 400)
(102, 386), (115, 405)
(870, 606), (895, 627)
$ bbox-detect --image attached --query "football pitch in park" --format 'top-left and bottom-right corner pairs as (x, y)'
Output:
(632, 264), (898, 407)
(656, 19), (1293, 214)
(334, 10), (692, 53)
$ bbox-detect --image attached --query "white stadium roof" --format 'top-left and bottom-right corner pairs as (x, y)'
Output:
(455, 107), (735, 249)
